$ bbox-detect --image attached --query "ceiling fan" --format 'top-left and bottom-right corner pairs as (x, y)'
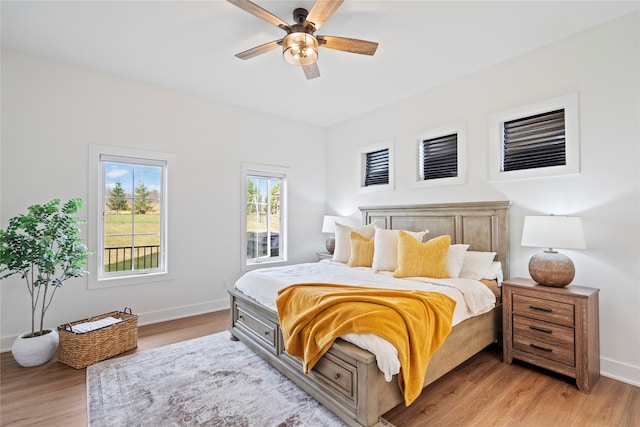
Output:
(227, 0), (378, 80)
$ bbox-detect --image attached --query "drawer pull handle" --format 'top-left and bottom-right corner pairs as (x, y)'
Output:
(333, 373), (341, 380)
(529, 305), (552, 313)
(529, 325), (553, 334)
(264, 331), (270, 336)
(238, 315), (244, 321)
(530, 343), (553, 353)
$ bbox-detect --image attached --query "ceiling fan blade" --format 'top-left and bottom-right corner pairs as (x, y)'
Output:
(302, 63), (320, 80)
(235, 40), (282, 60)
(305, 0), (344, 31)
(318, 36), (378, 56)
(227, 0), (291, 30)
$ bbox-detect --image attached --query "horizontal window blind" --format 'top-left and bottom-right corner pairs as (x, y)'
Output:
(420, 133), (458, 180)
(364, 148), (389, 186)
(502, 109), (566, 172)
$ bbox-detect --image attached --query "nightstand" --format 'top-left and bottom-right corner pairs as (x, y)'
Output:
(502, 277), (600, 393)
(316, 252), (333, 261)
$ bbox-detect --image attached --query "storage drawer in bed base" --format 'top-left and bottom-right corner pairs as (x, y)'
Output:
(232, 299), (280, 354)
(280, 346), (357, 411)
(229, 289), (381, 427)
(228, 288), (501, 427)
(232, 289), (360, 408)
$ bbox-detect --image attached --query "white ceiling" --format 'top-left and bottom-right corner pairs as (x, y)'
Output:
(2, 1), (638, 127)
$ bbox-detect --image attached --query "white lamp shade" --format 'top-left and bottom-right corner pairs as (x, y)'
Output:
(322, 216), (343, 233)
(521, 215), (586, 250)
(322, 215), (360, 233)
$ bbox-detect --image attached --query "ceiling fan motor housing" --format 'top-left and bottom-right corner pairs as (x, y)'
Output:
(293, 8), (309, 25)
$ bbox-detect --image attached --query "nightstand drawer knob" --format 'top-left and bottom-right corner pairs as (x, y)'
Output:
(529, 325), (553, 334)
(529, 305), (553, 313)
(530, 343), (553, 352)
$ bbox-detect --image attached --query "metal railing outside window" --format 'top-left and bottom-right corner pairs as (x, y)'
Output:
(104, 245), (160, 272)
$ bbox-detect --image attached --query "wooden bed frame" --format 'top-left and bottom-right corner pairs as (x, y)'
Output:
(229, 201), (511, 426)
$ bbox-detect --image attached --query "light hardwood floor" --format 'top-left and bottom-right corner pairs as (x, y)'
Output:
(1, 310), (638, 426)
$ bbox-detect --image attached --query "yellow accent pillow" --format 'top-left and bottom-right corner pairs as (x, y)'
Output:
(393, 233), (451, 278)
(347, 231), (375, 267)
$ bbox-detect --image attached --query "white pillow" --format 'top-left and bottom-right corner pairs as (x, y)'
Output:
(483, 261), (504, 285)
(446, 244), (470, 278)
(333, 223), (375, 263)
(459, 251), (497, 280)
(372, 228), (428, 272)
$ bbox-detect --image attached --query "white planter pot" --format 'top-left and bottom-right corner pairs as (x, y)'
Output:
(11, 329), (59, 367)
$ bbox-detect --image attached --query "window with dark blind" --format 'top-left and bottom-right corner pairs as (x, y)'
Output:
(420, 133), (458, 180)
(489, 93), (578, 181)
(364, 148), (389, 186)
(502, 109), (566, 172)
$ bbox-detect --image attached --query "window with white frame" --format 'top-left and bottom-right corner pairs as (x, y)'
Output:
(414, 122), (466, 187)
(88, 145), (172, 288)
(489, 93), (579, 181)
(242, 163), (287, 268)
(359, 140), (394, 193)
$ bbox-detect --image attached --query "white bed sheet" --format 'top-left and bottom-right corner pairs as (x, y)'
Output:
(234, 260), (496, 381)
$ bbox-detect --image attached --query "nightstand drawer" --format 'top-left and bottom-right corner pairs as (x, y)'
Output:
(513, 315), (575, 366)
(513, 294), (574, 326)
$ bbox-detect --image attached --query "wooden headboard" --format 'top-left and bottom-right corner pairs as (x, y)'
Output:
(360, 201), (511, 279)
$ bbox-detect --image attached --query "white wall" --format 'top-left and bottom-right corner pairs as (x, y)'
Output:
(0, 49), (326, 349)
(2, 11), (638, 388)
(325, 12), (640, 386)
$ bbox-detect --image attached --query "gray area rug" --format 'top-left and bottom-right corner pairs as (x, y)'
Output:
(87, 332), (346, 426)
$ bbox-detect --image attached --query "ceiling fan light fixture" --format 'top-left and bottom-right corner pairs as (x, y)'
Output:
(282, 32), (318, 66)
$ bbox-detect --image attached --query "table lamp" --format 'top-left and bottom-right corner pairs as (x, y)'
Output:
(321, 215), (344, 254)
(521, 215), (586, 287)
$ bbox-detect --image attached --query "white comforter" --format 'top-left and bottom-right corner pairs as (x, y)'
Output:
(234, 260), (496, 381)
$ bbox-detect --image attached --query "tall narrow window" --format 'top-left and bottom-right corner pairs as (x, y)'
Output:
(89, 145), (172, 288)
(100, 155), (165, 277)
(420, 133), (458, 180)
(242, 164), (287, 268)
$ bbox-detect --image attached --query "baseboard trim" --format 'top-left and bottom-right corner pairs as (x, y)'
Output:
(0, 298), (231, 353)
(136, 299), (230, 327)
(601, 356), (640, 387)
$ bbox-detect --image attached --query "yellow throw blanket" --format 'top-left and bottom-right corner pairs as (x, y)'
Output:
(276, 283), (456, 406)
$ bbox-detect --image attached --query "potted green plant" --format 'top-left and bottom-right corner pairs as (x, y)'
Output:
(0, 198), (91, 367)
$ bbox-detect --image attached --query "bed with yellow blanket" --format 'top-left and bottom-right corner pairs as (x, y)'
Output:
(277, 284), (456, 406)
(229, 201), (510, 427)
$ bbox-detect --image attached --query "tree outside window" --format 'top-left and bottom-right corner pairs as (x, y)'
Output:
(243, 165), (286, 267)
(101, 158), (164, 276)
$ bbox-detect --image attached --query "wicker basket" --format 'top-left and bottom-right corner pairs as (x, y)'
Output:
(57, 307), (138, 369)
